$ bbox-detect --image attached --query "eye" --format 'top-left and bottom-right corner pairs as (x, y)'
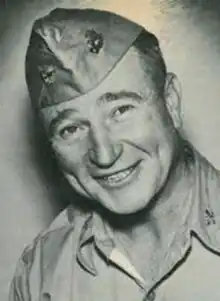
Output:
(112, 104), (135, 120)
(59, 124), (81, 140)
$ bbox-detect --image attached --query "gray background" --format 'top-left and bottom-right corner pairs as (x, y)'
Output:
(1, 0), (220, 300)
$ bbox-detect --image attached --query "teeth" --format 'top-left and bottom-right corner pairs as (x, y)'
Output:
(103, 167), (133, 184)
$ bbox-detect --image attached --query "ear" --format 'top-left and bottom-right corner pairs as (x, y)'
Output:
(164, 72), (182, 129)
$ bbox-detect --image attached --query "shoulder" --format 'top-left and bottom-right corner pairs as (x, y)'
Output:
(194, 150), (220, 213)
(9, 204), (90, 300)
(19, 204), (88, 265)
(10, 204), (88, 299)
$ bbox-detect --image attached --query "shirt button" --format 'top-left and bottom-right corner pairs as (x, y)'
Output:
(144, 290), (156, 301)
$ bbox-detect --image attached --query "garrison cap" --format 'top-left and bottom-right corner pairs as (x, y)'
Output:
(25, 8), (159, 109)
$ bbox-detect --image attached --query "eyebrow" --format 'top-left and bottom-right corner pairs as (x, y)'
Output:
(98, 90), (143, 104)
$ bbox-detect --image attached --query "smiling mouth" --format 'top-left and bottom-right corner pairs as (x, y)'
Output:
(93, 160), (142, 187)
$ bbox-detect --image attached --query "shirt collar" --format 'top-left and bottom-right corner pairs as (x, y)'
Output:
(158, 150), (220, 283)
(76, 209), (116, 275)
(189, 151), (220, 252)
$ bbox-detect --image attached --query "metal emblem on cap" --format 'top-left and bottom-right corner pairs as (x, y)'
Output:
(204, 208), (216, 226)
(85, 29), (104, 54)
(38, 65), (56, 86)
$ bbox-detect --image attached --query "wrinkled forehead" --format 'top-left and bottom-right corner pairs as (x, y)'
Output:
(25, 8), (158, 110)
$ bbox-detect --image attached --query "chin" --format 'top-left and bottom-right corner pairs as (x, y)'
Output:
(87, 183), (157, 215)
(102, 180), (160, 215)
(108, 191), (156, 215)
(108, 201), (150, 215)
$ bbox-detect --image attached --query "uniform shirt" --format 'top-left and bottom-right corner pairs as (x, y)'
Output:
(9, 151), (220, 301)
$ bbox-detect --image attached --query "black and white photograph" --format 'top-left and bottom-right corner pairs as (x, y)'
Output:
(1, 1), (220, 300)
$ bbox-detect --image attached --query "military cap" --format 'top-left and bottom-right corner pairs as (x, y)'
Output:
(25, 8), (159, 109)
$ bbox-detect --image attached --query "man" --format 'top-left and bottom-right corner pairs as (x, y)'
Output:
(9, 8), (220, 301)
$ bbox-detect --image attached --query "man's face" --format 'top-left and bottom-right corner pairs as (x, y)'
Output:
(41, 48), (179, 214)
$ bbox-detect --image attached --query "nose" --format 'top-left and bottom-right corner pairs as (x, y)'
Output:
(88, 126), (123, 168)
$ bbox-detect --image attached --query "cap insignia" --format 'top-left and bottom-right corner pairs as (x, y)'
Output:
(85, 29), (104, 54)
(38, 65), (56, 86)
(204, 208), (216, 226)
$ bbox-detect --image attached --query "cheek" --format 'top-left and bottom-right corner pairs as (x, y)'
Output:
(147, 113), (174, 162)
(121, 109), (167, 148)
(121, 109), (174, 168)
(147, 112), (175, 172)
(51, 141), (88, 175)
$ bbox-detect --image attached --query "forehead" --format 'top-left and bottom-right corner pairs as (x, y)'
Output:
(40, 48), (156, 119)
